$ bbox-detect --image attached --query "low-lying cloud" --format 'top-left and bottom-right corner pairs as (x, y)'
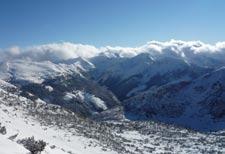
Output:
(1, 40), (225, 63)
(1, 42), (99, 62)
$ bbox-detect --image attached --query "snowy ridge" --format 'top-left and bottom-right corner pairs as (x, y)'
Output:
(0, 59), (85, 84)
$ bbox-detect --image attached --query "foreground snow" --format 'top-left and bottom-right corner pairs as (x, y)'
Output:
(0, 105), (115, 154)
(0, 86), (116, 154)
(0, 137), (28, 154)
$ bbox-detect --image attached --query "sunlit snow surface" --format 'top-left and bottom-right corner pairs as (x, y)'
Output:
(0, 137), (29, 154)
(0, 87), (116, 154)
(0, 60), (83, 84)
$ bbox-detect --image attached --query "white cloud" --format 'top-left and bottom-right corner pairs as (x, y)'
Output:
(0, 42), (99, 62)
(1, 40), (225, 63)
(7, 46), (21, 56)
(24, 42), (100, 61)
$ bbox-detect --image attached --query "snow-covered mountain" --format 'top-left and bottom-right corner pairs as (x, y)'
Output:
(0, 59), (81, 83)
(0, 59), (121, 118)
(1, 40), (225, 153)
(124, 67), (225, 131)
(90, 53), (211, 100)
(1, 40), (225, 127)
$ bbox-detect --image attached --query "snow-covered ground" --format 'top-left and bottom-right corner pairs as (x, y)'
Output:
(1, 83), (225, 154)
(0, 84), (116, 154)
(0, 104), (116, 154)
(0, 137), (29, 154)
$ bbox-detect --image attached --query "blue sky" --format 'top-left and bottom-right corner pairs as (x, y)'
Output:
(0, 0), (225, 48)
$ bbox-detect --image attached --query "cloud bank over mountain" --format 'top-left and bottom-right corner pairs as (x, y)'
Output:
(0, 43), (99, 62)
(1, 40), (225, 62)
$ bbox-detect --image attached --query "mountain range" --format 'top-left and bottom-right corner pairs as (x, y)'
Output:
(1, 40), (225, 153)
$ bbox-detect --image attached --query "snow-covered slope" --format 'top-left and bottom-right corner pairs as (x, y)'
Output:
(1, 80), (225, 154)
(89, 40), (225, 85)
(0, 137), (29, 154)
(0, 59), (86, 84)
(0, 59), (121, 118)
(91, 53), (210, 100)
(124, 66), (225, 131)
(0, 80), (117, 154)
(1, 40), (225, 131)
(2, 40), (225, 153)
